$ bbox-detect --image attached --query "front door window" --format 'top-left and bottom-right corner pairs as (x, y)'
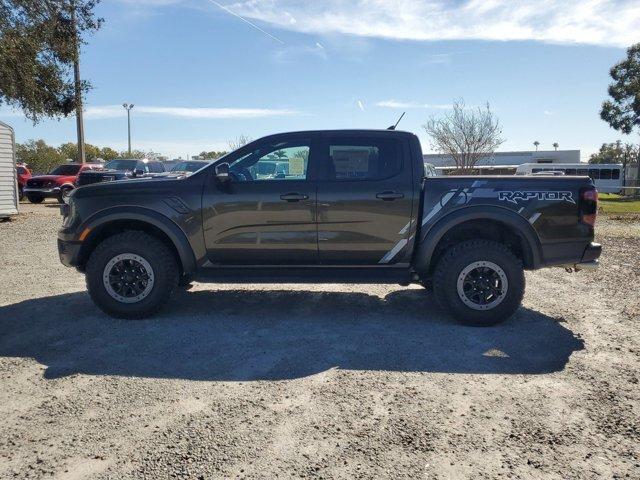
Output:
(230, 142), (310, 182)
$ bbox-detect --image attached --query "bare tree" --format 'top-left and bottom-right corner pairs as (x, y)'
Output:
(227, 134), (253, 152)
(423, 99), (504, 171)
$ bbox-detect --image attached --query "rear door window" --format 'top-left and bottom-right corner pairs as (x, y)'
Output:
(325, 138), (402, 181)
(148, 162), (165, 173)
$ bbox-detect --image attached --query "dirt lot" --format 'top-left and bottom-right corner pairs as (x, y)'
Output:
(1, 203), (638, 479)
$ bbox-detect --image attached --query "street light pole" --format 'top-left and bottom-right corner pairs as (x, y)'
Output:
(122, 103), (134, 155)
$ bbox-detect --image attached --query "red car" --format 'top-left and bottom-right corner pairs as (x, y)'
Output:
(24, 163), (103, 203)
(16, 163), (32, 200)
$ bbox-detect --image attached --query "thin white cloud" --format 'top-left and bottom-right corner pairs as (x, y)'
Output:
(224, 0), (639, 48)
(83, 105), (299, 120)
(376, 100), (453, 109)
(544, 110), (555, 116)
(356, 100), (365, 111)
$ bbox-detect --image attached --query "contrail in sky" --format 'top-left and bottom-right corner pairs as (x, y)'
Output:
(206, 0), (285, 44)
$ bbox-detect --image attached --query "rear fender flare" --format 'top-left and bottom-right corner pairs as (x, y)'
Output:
(79, 206), (196, 274)
(414, 205), (542, 273)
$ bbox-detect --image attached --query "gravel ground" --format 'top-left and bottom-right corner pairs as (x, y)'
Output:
(0, 203), (638, 479)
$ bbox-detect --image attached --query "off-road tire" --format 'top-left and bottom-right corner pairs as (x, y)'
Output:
(433, 240), (525, 327)
(27, 195), (44, 204)
(86, 231), (179, 319)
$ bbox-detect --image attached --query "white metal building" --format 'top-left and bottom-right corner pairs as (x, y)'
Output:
(423, 150), (581, 168)
(0, 121), (18, 219)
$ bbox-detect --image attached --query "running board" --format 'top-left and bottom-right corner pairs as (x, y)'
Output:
(194, 266), (413, 285)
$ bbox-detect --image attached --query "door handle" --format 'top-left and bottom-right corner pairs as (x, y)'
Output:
(376, 191), (404, 201)
(280, 192), (309, 202)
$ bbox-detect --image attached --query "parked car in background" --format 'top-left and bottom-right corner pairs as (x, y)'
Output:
(16, 163), (31, 200)
(169, 160), (210, 174)
(76, 159), (166, 186)
(24, 163), (102, 203)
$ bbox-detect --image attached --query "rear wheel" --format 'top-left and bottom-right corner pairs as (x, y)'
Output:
(433, 240), (524, 326)
(86, 231), (179, 319)
(27, 195), (44, 204)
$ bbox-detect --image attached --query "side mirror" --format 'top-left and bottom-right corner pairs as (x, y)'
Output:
(133, 168), (145, 177)
(215, 162), (231, 183)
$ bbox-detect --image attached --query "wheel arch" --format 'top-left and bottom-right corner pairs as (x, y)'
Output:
(414, 206), (542, 274)
(76, 207), (196, 275)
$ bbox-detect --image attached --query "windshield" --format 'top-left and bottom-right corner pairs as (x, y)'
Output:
(171, 161), (207, 173)
(104, 160), (139, 171)
(50, 164), (82, 176)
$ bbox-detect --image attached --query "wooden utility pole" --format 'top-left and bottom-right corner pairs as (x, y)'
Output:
(71, 1), (86, 163)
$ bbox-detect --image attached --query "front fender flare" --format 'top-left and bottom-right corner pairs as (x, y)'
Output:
(413, 205), (543, 273)
(79, 206), (197, 274)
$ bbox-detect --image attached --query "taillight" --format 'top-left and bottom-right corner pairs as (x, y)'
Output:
(580, 187), (598, 227)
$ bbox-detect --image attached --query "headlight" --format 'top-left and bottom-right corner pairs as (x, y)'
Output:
(61, 197), (77, 227)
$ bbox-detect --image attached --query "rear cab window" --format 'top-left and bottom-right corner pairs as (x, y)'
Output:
(323, 137), (402, 181)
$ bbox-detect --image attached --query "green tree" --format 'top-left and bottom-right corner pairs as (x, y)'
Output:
(16, 139), (65, 174)
(601, 43), (640, 135)
(198, 150), (228, 160)
(59, 141), (101, 161)
(552, 142), (559, 151)
(99, 146), (119, 161)
(0, 0), (102, 122)
(533, 140), (540, 151)
(600, 43), (640, 189)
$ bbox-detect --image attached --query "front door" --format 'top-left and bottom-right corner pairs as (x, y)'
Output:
(202, 134), (318, 265)
(316, 134), (415, 265)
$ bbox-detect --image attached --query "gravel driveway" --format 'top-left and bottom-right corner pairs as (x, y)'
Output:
(1, 203), (638, 479)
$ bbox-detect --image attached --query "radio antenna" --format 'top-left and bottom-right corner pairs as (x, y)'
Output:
(387, 112), (406, 130)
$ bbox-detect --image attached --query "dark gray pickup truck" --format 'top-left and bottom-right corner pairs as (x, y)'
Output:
(58, 129), (601, 326)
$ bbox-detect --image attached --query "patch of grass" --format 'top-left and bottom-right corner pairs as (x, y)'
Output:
(599, 193), (640, 214)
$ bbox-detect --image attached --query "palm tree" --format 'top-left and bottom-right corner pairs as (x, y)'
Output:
(552, 142), (559, 151)
(533, 141), (540, 151)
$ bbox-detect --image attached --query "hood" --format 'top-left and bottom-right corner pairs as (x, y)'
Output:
(30, 174), (68, 181)
(73, 175), (188, 198)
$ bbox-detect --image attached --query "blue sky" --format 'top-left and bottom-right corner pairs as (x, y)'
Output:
(1, 0), (639, 160)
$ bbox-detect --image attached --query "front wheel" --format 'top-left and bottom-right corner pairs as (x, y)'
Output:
(27, 195), (44, 204)
(86, 231), (179, 319)
(433, 240), (525, 327)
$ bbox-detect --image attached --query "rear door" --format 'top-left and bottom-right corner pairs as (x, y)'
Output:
(316, 133), (415, 265)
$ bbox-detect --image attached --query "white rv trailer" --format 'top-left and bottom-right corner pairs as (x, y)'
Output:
(0, 121), (18, 219)
(516, 163), (623, 193)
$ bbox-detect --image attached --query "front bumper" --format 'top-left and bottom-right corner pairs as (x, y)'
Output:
(58, 231), (83, 269)
(24, 186), (60, 198)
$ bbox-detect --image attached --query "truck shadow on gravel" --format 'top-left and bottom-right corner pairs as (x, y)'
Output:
(0, 288), (584, 381)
